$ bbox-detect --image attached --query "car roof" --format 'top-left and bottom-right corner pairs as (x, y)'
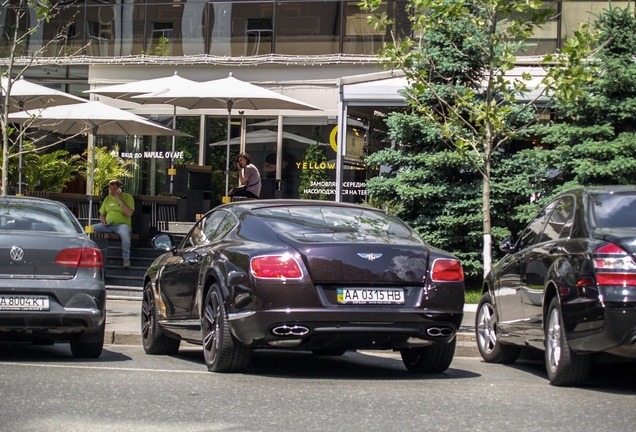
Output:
(0, 195), (69, 207)
(558, 185), (636, 197)
(217, 199), (385, 213)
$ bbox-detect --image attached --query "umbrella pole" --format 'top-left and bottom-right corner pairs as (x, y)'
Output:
(87, 125), (98, 230)
(170, 105), (176, 194)
(224, 100), (234, 196)
(18, 125), (23, 195)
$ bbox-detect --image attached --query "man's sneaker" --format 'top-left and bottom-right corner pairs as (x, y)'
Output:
(123, 259), (131, 269)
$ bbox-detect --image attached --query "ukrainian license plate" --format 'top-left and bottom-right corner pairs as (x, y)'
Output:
(337, 288), (404, 305)
(0, 295), (50, 311)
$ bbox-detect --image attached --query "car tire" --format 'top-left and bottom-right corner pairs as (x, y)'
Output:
(475, 292), (521, 363)
(70, 321), (104, 359)
(545, 297), (592, 386)
(141, 283), (180, 355)
(400, 339), (456, 373)
(202, 284), (252, 373)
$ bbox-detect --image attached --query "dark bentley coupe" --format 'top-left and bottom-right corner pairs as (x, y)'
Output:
(477, 186), (636, 386)
(142, 199), (465, 373)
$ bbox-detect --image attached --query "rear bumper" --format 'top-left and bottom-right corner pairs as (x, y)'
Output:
(568, 306), (636, 357)
(228, 309), (463, 350)
(0, 287), (106, 338)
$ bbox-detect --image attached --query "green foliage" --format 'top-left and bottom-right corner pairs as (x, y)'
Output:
(529, 4), (636, 189)
(79, 146), (134, 196)
(360, 0), (595, 278)
(143, 36), (170, 56)
(174, 117), (200, 165)
(16, 144), (79, 192)
(299, 143), (332, 200)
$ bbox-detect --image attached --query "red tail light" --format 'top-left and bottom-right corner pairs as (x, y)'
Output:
(251, 254), (303, 280)
(55, 248), (104, 269)
(593, 243), (636, 286)
(431, 258), (464, 282)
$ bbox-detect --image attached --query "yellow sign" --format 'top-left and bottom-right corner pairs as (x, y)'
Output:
(329, 126), (338, 153)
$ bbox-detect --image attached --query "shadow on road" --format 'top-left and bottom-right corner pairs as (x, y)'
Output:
(0, 341), (132, 362)
(169, 347), (481, 381)
(491, 349), (636, 394)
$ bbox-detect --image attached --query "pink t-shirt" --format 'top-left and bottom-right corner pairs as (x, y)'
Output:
(243, 164), (262, 197)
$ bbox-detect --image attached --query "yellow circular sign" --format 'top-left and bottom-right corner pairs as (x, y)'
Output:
(329, 126), (339, 153)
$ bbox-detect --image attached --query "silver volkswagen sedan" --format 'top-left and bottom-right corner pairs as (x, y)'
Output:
(0, 196), (106, 358)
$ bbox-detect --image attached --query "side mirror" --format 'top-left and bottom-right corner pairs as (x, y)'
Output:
(499, 237), (517, 254)
(152, 233), (175, 252)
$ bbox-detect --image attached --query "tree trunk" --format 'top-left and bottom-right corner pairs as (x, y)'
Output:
(482, 145), (493, 279)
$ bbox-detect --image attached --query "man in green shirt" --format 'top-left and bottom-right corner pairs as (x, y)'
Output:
(91, 179), (135, 268)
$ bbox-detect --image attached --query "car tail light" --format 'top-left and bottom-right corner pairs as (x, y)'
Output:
(431, 259), (464, 282)
(251, 254), (303, 280)
(593, 243), (636, 286)
(55, 248), (104, 269)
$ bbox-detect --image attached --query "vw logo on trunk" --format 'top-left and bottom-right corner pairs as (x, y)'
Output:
(358, 253), (382, 262)
(10, 246), (24, 262)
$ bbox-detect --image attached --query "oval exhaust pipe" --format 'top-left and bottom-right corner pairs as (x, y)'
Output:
(272, 325), (310, 337)
(426, 326), (454, 337)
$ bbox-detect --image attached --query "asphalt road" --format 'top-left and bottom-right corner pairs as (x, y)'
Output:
(105, 299), (480, 356)
(1, 343), (635, 432)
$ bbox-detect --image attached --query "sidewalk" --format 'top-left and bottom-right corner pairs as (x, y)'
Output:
(105, 297), (479, 357)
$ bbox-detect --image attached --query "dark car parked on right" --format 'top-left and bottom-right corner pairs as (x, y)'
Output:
(477, 186), (636, 386)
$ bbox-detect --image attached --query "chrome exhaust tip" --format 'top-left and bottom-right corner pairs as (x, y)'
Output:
(426, 326), (454, 337)
(271, 325), (310, 337)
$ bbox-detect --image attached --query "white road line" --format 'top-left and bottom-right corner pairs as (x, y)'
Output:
(0, 362), (208, 374)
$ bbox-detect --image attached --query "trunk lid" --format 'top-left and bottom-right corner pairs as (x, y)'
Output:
(0, 233), (89, 278)
(278, 231), (430, 284)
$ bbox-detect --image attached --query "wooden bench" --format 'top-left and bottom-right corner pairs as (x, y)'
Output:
(90, 233), (140, 241)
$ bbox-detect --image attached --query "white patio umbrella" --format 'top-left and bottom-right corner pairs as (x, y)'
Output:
(9, 101), (187, 227)
(1, 75), (85, 113)
(134, 72), (320, 195)
(1, 75), (86, 194)
(85, 72), (198, 193)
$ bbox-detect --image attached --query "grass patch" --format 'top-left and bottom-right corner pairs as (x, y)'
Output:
(465, 288), (482, 304)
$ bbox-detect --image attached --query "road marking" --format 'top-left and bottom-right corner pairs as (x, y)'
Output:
(0, 362), (208, 374)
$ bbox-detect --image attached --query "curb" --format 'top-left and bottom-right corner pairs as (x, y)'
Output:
(108, 332), (142, 346)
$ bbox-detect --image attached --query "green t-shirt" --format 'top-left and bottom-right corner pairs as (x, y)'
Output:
(99, 193), (135, 229)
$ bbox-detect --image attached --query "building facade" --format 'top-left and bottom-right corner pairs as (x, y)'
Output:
(0, 0), (625, 203)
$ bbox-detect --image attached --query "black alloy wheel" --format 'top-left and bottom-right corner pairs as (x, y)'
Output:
(201, 283), (251, 373)
(141, 282), (180, 355)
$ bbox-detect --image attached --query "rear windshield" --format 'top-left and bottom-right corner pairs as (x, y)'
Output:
(0, 201), (82, 234)
(591, 193), (636, 228)
(252, 205), (415, 240)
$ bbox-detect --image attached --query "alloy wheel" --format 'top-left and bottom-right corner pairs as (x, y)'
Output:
(546, 307), (562, 373)
(477, 301), (497, 355)
(202, 290), (222, 366)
